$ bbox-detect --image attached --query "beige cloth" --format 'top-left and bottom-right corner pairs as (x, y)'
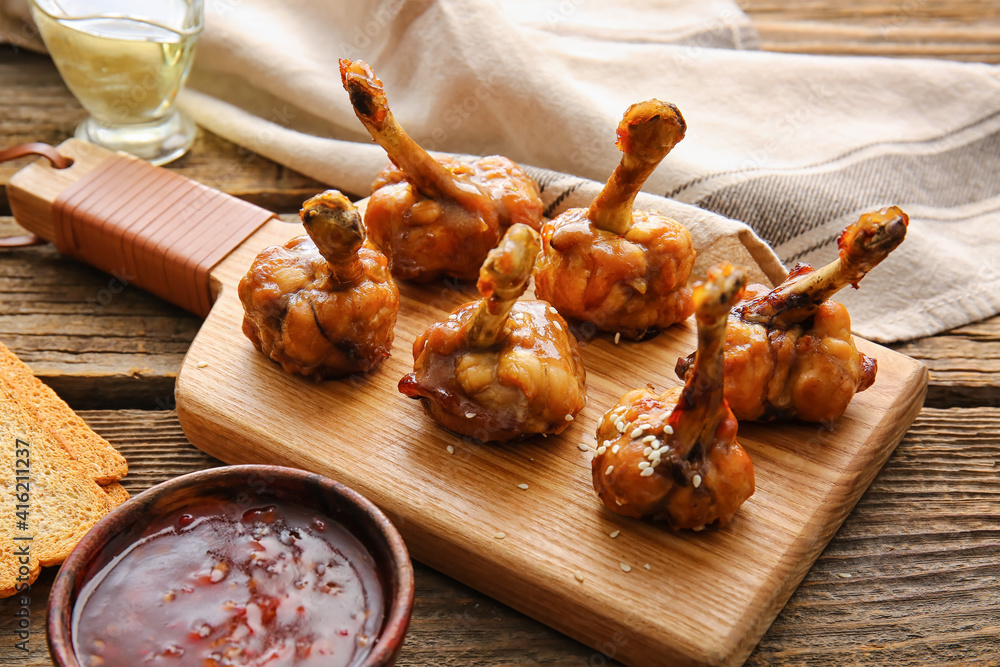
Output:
(5, 0), (1000, 342)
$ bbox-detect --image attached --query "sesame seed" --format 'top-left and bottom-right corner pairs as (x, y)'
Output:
(465, 412), (476, 418)
(616, 421), (627, 433)
(643, 447), (652, 456)
(494, 532), (506, 539)
(449, 313), (458, 321)
(578, 443), (590, 452)
(641, 435), (656, 444)
(209, 563), (227, 583)
(611, 444), (620, 454)
(553, 321), (562, 331)
(565, 414), (574, 422)
(651, 438), (662, 448)
(446, 445), (455, 455)
(692, 474), (702, 488)
(638, 461), (650, 469)
(650, 449), (662, 460)
(630, 427), (643, 438)
(639, 467), (654, 477)
(663, 425), (674, 435)
(602, 440), (612, 448)
(517, 483), (529, 490)
(609, 530), (620, 538)
(838, 573), (853, 579)
(574, 570), (585, 582)
(620, 563), (631, 572)
(614, 333), (621, 344)
(605, 465), (614, 476)
(596, 446), (607, 455)
(196, 361), (209, 368)
(692, 525), (705, 532)
(549, 306), (558, 315)
(643, 564), (651, 570)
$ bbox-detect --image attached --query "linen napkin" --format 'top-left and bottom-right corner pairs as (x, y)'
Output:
(4, 0), (1000, 343)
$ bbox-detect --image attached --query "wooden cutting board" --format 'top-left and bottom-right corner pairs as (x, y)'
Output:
(179, 230), (927, 667)
(10, 140), (928, 666)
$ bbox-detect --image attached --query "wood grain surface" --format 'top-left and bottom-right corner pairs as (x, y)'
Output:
(0, 407), (995, 666)
(2, 0), (1000, 664)
(740, 0), (1000, 62)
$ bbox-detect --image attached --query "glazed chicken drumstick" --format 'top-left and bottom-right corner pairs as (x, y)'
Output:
(340, 59), (543, 283)
(399, 224), (587, 442)
(533, 99), (695, 340)
(593, 263), (754, 529)
(239, 190), (399, 380)
(676, 207), (908, 423)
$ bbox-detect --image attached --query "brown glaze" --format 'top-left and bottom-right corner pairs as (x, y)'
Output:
(48, 465), (414, 667)
(533, 100), (695, 340)
(239, 191), (399, 380)
(676, 207), (907, 423)
(593, 263), (754, 530)
(534, 208), (695, 340)
(399, 224), (587, 442)
(340, 59), (543, 283)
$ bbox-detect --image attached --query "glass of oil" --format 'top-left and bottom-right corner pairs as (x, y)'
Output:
(29, 0), (203, 165)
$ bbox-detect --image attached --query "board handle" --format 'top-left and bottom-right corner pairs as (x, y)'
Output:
(7, 139), (276, 317)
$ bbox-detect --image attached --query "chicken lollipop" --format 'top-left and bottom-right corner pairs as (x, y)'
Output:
(340, 59), (543, 283)
(593, 263), (753, 530)
(533, 99), (695, 340)
(399, 224), (587, 442)
(239, 190), (399, 380)
(676, 207), (908, 423)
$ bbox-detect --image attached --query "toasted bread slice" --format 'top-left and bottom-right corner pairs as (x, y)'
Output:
(1, 386), (117, 597)
(0, 342), (127, 484)
(102, 482), (130, 507)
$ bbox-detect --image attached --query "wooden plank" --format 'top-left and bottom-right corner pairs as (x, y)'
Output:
(0, 47), (327, 216)
(1, 406), (995, 666)
(742, 0), (999, 20)
(747, 406), (1000, 665)
(742, 0), (1000, 62)
(890, 318), (1000, 408)
(751, 21), (1000, 62)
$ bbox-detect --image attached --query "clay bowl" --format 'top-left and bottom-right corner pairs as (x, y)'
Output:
(48, 465), (414, 666)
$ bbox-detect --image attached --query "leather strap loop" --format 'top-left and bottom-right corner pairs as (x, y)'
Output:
(0, 142), (73, 170)
(0, 143), (73, 248)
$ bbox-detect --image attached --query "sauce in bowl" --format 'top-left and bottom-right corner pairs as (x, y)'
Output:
(71, 502), (384, 666)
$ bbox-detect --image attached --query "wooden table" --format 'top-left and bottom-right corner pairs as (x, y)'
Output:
(2, 3), (999, 664)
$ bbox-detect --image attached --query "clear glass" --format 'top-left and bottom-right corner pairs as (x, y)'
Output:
(29, 0), (204, 166)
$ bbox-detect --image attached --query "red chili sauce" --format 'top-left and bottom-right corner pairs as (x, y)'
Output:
(72, 503), (384, 666)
